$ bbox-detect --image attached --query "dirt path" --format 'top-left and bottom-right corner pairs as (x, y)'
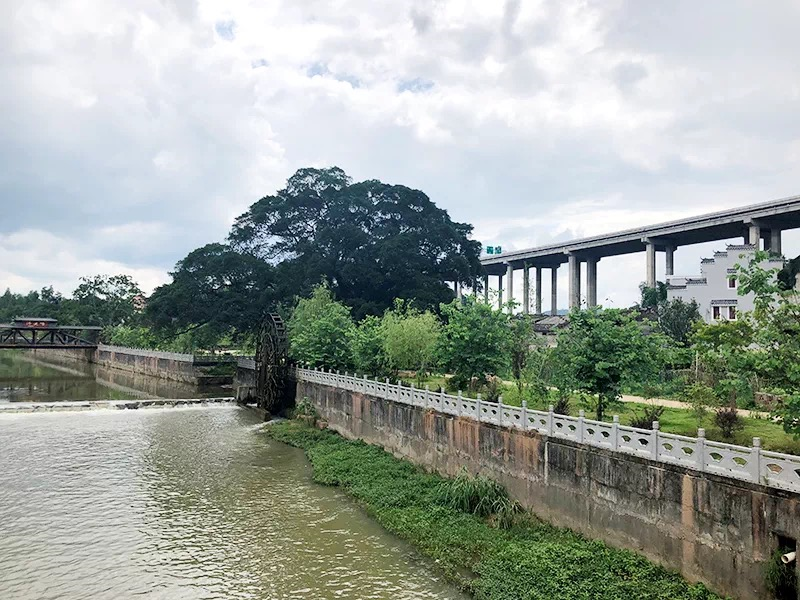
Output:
(617, 393), (767, 419)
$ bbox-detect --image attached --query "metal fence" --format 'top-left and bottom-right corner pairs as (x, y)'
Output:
(295, 366), (800, 494)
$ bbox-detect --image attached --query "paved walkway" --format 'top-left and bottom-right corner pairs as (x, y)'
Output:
(617, 393), (767, 419)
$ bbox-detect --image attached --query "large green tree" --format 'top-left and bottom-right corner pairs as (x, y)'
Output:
(228, 167), (482, 318)
(65, 274), (142, 327)
(439, 296), (510, 391)
(288, 283), (354, 370)
(555, 307), (670, 420)
(733, 251), (800, 434)
(147, 243), (275, 338)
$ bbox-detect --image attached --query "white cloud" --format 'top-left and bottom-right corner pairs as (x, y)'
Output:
(1, 0), (799, 307)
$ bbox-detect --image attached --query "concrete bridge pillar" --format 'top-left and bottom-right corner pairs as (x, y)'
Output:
(456, 281), (462, 300)
(748, 221), (761, 248)
(644, 239), (657, 288)
(522, 263), (530, 314)
(586, 257), (599, 308)
(769, 229), (782, 255)
(483, 275), (489, 303)
(568, 253), (581, 310)
(550, 266), (559, 316)
(497, 274), (503, 310)
(665, 246), (675, 276)
(535, 266), (542, 314)
(505, 262), (514, 314)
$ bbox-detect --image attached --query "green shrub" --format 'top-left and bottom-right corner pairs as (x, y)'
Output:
(714, 405), (744, 439)
(629, 403), (666, 430)
(436, 467), (521, 529)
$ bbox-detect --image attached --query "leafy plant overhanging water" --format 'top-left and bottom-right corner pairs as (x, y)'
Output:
(264, 421), (723, 600)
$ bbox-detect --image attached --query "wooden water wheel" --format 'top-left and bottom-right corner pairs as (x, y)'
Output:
(254, 313), (289, 413)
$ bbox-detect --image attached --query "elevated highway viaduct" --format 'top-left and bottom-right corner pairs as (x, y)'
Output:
(478, 193), (800, 314)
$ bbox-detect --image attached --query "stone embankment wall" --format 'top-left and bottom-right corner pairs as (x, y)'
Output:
(31, 346), (232, 386)
(297, 379), (800, 600)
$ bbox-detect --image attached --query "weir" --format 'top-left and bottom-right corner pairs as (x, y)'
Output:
(293, 367), (800, 600)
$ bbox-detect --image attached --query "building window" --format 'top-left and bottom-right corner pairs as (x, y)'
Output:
(728, 276), (737, 289)
(712, 306), (721, 320)
(728, 306), (737, 320)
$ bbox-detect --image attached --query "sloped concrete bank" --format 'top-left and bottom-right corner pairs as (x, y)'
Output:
(297, 379), (800, 600)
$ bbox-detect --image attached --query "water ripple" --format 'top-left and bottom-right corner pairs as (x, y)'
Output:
(0, 408), (465, 600)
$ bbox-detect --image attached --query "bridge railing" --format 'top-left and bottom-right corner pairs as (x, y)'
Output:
(294, 366), (800, 495)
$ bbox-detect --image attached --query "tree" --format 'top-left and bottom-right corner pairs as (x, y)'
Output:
(639, 282), (668, 309)
(439, 296), (510, 391)
(733, 252), (800, 434)
(657, 298), (701, 346)
(288, 283), (354, 370)
(381, 300), (441, 380)
(554, 307), (669, 420)
(147, 243), (275, 338)
(228, 167), (482, 318)
(350, 315), (387, 377)
(65, 274), (142, 327)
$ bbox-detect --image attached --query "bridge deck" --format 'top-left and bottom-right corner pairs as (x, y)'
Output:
(481, 193), (800, 273)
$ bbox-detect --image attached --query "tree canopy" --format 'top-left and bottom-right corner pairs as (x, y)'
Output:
(146, 243), (275, 337)
(228, 167), (482, 318)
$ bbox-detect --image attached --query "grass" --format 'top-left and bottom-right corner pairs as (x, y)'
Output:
(395, 373), (800, 454)
(265, 420), (723, 600)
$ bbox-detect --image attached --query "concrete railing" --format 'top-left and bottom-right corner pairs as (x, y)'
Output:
(236, 357), (257, 370)
(295, 367), (800, 494)
(98, 344), (195, 362)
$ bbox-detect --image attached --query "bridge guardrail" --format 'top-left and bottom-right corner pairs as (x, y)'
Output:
(294, 366), (800, 495)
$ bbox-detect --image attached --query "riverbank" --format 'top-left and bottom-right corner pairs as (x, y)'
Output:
(265, 420), (721, 600)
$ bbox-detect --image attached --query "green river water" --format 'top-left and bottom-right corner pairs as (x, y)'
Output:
(0, 352), (466, 599)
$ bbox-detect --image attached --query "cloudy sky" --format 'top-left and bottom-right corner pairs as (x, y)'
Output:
(2, 0), (800, 308)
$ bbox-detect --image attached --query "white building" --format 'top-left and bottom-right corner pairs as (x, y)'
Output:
(666, 244), (784, 323)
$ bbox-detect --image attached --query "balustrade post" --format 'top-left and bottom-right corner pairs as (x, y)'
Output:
(457, 391), (463, 416)
(424, 385), (430, 409)
(547, 404), (554, 435)
(396, 380), (402, 402)
(476, 393), (482, 423)
(697, 428), (706, 472)
(410, 382), (416, 406)
(612, 415), (619, 450)
(751, 437), (762, 484)
(521, 400), (528, 431)
(578, 410), (585, 443)
(652, 421), (660, 460)
(498, 396), (504, 425)
(385, 378), (390, 400)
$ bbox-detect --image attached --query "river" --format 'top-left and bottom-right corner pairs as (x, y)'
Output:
(0, 353), (466, 600)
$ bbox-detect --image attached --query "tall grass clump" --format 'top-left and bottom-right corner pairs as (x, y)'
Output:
(437, 467), (521, 529)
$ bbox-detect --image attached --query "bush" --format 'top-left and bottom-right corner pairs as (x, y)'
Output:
(629, 403), (666, 430)
(436, 467), (520, 529)
(686, 382), (717, 426)
(714, 405), (744, 439)
(552, 394), (571, 416)
(482, 375), (502, 403)
(764, 548), (797, 599)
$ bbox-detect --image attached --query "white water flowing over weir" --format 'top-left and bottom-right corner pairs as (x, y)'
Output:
(298, 367), (800, 494)
(0, 405), (466, 600)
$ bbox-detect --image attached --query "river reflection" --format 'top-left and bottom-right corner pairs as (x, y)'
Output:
(0, 407), (466, 600)
(0, 350), (229, 402)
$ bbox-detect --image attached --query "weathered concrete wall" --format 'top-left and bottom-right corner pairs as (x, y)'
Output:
(30, 347), (232, 386)
(298, 380), (800, 600)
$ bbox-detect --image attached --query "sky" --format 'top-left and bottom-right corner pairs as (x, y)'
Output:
(2, 0), (800, 308)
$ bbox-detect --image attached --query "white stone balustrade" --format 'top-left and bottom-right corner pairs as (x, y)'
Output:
(296, 366), (800, 494)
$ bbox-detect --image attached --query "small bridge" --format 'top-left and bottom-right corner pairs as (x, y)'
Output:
(0, 318), (101, 349)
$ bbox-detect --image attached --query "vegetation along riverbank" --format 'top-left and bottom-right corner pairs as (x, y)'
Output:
(265, 419), (722, 600)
